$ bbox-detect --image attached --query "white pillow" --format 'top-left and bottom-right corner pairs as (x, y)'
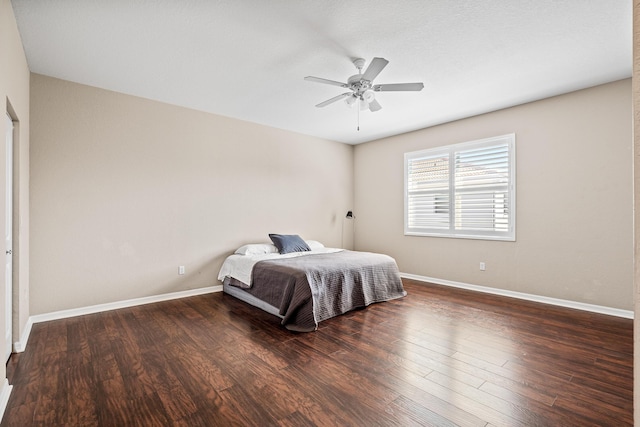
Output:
(305, 240), (325, 250)
(235, 243), (279, 256)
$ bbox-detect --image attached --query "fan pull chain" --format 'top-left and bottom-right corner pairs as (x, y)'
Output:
(357, 98), (360, 131)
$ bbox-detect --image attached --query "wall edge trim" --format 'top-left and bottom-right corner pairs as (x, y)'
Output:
(17, 285), (223, 351)
(0, 379), (12, 423)
(401, 273), (633, 319)
(13, 316), (33, 353)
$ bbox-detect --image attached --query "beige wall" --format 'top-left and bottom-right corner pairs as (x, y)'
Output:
(355, 79), (632, 310)
(30, 74), (353, 315)
(0, 0), (30, 372)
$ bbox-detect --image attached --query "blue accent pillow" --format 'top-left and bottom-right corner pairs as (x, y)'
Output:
(268, 234), (311, 254)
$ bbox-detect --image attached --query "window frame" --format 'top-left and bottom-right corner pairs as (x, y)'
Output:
(404, 134), (516, 241)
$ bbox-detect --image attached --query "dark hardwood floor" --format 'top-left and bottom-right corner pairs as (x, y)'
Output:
(1, 279), (633, 426)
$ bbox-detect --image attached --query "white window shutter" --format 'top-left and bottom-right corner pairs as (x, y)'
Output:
(405, 134), (515, 241)
(406, 151), (450, 230)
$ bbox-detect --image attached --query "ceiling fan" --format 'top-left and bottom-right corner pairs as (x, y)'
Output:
(304, 57), (424, 113)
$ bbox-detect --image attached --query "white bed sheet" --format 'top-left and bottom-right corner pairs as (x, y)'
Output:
(217, 247), (343, 286)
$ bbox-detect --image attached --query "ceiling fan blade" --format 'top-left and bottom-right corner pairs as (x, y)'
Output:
(368, 99), (382, 112)
(361, 57), (389, 82)
(304, 76), (348, 88)
(373, 82), (424, 92)
(315, 92), (352, 108)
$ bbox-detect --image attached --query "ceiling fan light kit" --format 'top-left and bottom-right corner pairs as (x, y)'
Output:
(304, 57), (424, 118)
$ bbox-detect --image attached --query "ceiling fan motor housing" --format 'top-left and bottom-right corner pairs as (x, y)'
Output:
(347, 74), (372, 96)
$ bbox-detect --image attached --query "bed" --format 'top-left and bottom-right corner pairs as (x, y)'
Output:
(217, 235), (406, 332)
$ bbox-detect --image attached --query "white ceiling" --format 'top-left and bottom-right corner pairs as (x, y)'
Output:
(11, 0), (632, 145)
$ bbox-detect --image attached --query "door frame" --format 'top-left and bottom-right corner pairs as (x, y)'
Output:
(4, 113), (13, 362)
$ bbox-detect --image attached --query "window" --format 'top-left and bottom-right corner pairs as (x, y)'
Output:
(404, 134), (515, 241)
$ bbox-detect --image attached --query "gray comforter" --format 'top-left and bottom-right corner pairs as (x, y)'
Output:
(237, 250), (406, 332)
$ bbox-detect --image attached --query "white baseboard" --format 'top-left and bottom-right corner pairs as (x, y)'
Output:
(0, 379), (12, 424)
(13, 285), (223, 353)
(401, 273), (634, 319)
(13, 316), (32, 353)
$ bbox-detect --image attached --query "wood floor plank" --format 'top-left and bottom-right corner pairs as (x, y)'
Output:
(138, 347), (199, 422)
(66, 362), (99, 426)
(398, 338), (562, 408)
(388, 395), (469, 427)
(1, 279), (632, 426)
(281, 361), (402, 426)
(276, 410), (318, 427)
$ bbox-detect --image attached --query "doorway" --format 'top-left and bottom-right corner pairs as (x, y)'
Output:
(4, 114), (12, 363)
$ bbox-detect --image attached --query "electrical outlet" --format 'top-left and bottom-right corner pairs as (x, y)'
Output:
(479, 262), (486, 271)
(179, 265), (185, 275)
